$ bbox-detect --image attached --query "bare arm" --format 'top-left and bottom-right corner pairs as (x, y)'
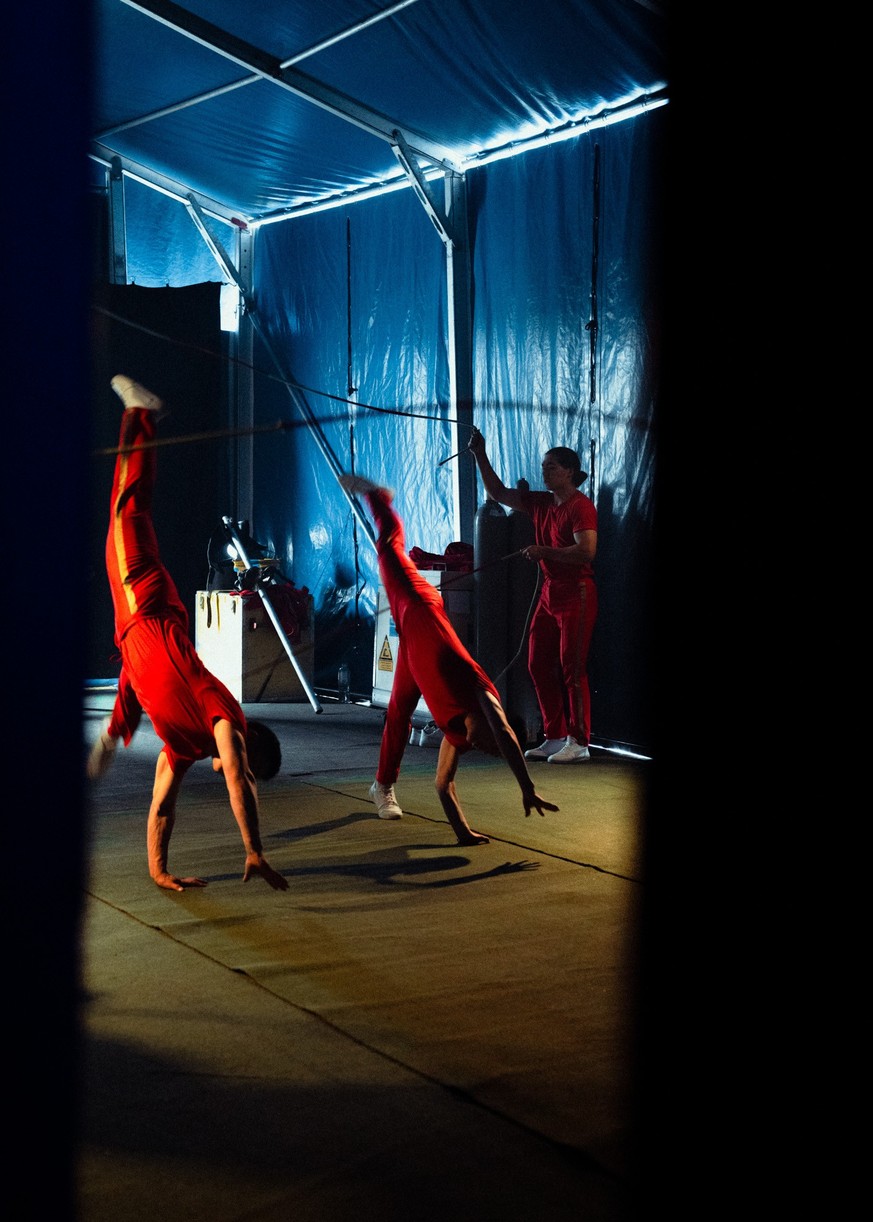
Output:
(146, 751), (204, 891)
(467, 428), (526, 511)
(213, 719), (288, 891)
(523, 526), (597, 567)
(434, 737), (489, 846)
(476, 691), (559, 819)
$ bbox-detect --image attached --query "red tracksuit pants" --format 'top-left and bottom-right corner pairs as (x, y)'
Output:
(103, 408), (243, 760)
(366, 491), (496, 785)
(528, 578), (598, 746)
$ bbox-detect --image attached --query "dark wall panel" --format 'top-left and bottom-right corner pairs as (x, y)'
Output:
(88, 282), (226, 678)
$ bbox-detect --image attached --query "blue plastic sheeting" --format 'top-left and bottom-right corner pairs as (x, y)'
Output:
(244, 110), (663, 747)
(95, 111), (663, 749)
(88, 155), (233, 288)
(123, 178), (227, 288)
(92, 0), (667, 221)
(468, 119), (662, 747)
(250, 186), (452, 674)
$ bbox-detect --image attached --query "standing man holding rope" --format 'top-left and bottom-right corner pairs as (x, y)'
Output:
(87, 375), (288, 893)
(339, 473), (558, 843)
(468, 429), (598, 764)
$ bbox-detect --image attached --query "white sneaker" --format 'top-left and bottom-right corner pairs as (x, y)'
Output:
(87, 718), (118, 781)
(547, 737), (591, 764)
(369, 780), (402, 819)
(111, 375), (163, 413)
(524, 737), (566, 761)
(339, 474), (395, 501)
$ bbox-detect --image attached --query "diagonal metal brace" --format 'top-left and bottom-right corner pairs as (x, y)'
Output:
(390, 129), (458, 247)
(222, 517), (323, 714)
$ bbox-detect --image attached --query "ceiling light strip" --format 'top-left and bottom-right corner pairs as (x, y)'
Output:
(249, 92), (668, 227)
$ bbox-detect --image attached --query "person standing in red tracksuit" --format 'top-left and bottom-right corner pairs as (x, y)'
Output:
(86, 375), (288, 894)
(338, 474), (558, 844)
(468, 428), (598, 764)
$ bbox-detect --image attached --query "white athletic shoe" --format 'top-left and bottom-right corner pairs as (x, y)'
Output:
(524, 737), (566, 761)
(111, 375), (163, 413)
(547, 737), (591, 764)
(369, 780), (402, 819)
(339, 474), (395, 501)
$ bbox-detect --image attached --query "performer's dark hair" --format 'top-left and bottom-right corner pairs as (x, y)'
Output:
(547, 446), (587, 486)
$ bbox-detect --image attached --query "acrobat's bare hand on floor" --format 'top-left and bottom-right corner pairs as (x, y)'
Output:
(523, 792), (559, 818)
(243, 854), (289, 891)
(153, 872), (208, 892)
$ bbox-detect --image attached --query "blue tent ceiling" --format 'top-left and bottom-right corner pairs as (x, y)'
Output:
(91, 0), (668, 224)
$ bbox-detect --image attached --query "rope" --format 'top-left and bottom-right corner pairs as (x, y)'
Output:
(94, 302), (461, 428)
(437, 549), (525, 587)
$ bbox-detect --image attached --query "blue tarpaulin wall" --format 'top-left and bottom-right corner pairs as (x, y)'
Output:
(101, 106), (664, 755)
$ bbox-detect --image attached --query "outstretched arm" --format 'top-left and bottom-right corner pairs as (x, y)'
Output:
(147, 751), (205, 891)
(476, 691), (559, 819)
(467, 428), (526, 511)
(213, 719), (288, 891)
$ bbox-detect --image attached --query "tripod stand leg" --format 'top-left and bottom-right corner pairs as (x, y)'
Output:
(257, 586), (322, 714)
(221, 517), (322, 714)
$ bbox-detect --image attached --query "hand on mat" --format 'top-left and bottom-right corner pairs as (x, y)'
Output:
(153, 872), (208, 892)
(523, 791), (559, 818)
(243, 853), (289, 891)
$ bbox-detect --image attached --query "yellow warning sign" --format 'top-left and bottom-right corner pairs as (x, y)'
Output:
(378, 636), (394, 672)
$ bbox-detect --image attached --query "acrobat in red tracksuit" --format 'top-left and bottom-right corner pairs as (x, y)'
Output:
(104, 406), (248, 773)
(366, 489), (500, 787)
(517, 488), (598, 748)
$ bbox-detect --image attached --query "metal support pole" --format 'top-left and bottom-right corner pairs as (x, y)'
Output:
(222, 517), (323, 714)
